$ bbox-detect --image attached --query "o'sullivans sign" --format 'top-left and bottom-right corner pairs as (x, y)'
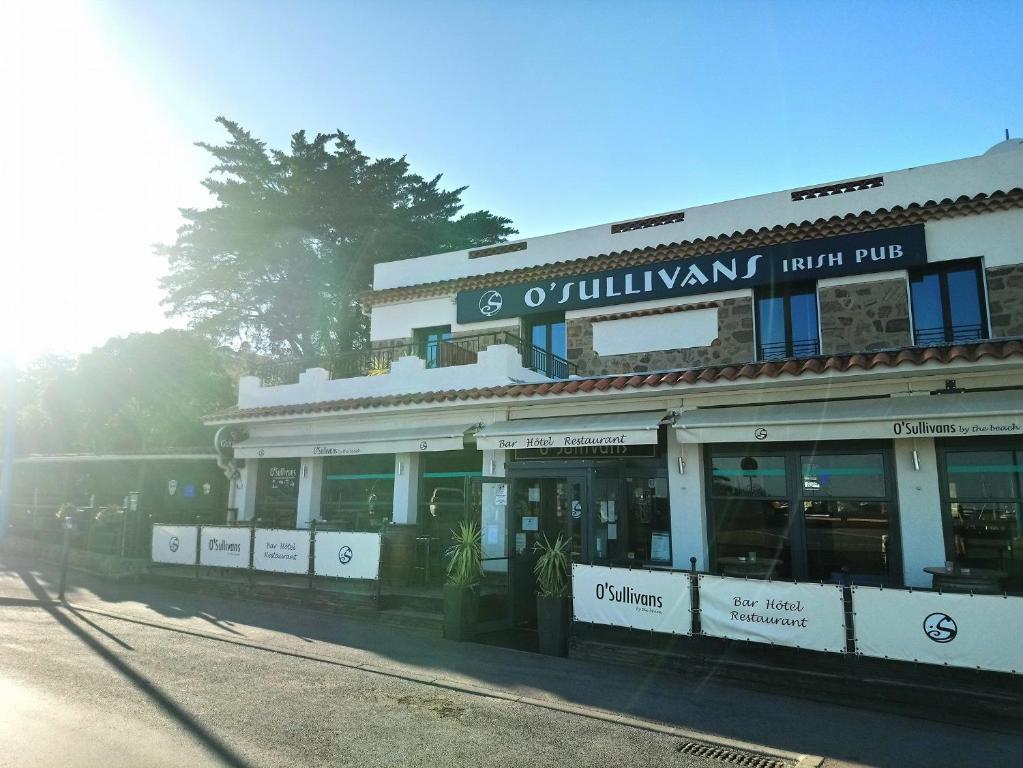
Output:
(457, 225), (926, 323)
(572, 564), (692, 635)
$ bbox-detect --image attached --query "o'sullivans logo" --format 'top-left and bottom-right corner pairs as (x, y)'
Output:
(168, 536), (180, 553)
(595, 581), (663, 609)
(923, 612), (957, 643)
(478, 290), (503, 317)
(893, 421), (957, 436)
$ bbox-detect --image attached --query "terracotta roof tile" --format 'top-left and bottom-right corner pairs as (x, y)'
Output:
(363, 189), (1023, 307)
(206, 339), (1023, 422)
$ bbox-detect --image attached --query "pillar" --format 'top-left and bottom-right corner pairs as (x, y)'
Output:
(296, 457), (324, 529)
(894, 438), (947, 588)
(668, 430), (710, 571)
(235, 459), (259, 522)
(391, 452), (421, 525)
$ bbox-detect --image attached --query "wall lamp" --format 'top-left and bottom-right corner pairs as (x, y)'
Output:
(912, 449), (921, 471)
(677, 456), (686, 475)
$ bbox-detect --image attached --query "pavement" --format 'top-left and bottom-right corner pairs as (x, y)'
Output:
(0, 558), (1021, 768)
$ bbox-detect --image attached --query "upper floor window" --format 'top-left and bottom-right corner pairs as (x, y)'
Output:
(525, 313), (568, 377)
(413, 325), (452, 369)
(755, 283), (819, 360)
(909, 260), (987, 346)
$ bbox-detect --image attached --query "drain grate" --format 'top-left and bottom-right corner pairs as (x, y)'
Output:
(675, 740), (788, 768)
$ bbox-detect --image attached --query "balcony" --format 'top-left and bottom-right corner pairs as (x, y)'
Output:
(248, 331), (577, 387)
(913, 324), (986, 347)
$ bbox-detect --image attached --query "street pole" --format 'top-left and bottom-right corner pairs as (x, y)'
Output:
(0, 355), (16, 545)
(58, 514), (73, 602)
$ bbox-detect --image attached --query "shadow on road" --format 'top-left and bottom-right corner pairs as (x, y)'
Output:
(16, 567), (254, 768)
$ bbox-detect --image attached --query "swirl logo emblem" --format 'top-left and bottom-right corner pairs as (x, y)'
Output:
(478, 290), (503, 317)
(923, 612), (958, 643)
(168, 536), (180, 553)
(338, 546), (353, 565)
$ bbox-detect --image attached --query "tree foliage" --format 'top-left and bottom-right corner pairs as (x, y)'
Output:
(157, 118), (515, 359)
(11, 331), (237, 455)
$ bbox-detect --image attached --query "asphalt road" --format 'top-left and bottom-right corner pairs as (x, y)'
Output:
(0, 560), (1021, 768)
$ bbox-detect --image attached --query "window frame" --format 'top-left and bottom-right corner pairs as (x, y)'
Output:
(909, 258), (988, 346)
(754, 282), (820, 361)
(413, 325), (453, 369)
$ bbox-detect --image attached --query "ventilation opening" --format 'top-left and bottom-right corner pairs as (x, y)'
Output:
(611, 211), (685, 234)
(791, 176), (884, 201)
(468, 241), (527, 259)
(675, 740), (790, 768)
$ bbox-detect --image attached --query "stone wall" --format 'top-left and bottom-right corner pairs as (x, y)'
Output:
(986, 264), (1023, 338)
(818, 278), (911, 355)
(566, 297), (755, 376)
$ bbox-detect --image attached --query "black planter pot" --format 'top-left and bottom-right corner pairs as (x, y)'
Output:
(443, 584), (478, 642)
(536, 594), (571, 656)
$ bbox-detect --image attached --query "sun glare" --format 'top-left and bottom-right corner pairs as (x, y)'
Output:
(7, 1), (202, 367)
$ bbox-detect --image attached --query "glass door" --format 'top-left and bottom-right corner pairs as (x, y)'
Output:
(508, 473), (586, 628)
(473, 476), (515, 633)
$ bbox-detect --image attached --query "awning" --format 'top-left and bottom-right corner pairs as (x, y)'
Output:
(674, 390), (1023, 444)
(475, 411), (666, 451)
(233, 423), (476, 459)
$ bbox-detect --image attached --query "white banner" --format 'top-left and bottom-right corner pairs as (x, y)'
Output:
(852, 587), (1023, 674)
(572, 565), (692, 635)
(199, 526), (252, 569)
(151, 525), (198, 565)
(252, 529), (311, 574)
(314, 532), (381, 580)
(698, 576), (847, 653)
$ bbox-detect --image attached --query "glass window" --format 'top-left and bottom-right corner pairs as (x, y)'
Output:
(800, 453), (886, 498)
(803, 499), (890, 583)
(943, 448), (1021, 576)
(910, 260), (987, 345)
(321, 454), (395, 531)
(255, 459), (300, 527)
(755, 284), (819, 360)
(413, 325), (452, 369)
(526, 313), (568, 376)
(624, 476), (671, 563)
(712, 499), (793, 578)
(711, 455), (787, 498)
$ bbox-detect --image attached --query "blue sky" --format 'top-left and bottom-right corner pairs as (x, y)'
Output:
(8, 0), (1023, 360)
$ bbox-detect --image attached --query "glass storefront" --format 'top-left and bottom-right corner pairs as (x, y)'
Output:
(939, 441), (1022, 591)
(709, 445), (897, 584)
(320, 454), (394, 530)
(255, 458), (300, 527)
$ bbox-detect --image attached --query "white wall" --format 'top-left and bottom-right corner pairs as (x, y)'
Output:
(296, 457), (323, 528)
(925, 208), (1023, 268)
(668, 431), (710, 570)
(235, 460), (259, 521)
(373, 146), (1023, 291)
(391, 453), (421, 525)
(592, 307), (718, 356)
(893, 439), (948, 588)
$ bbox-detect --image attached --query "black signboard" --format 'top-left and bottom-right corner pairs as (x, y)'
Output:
(513, 444), (657, 461)
(457, 224), (926, 323)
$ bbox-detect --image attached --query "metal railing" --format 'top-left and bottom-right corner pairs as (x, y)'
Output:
(248, 331), (577, 386)
(913, 324), (986, 346)
(757, 338), (821, 361)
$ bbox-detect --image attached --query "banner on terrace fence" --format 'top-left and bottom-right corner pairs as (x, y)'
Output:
(253, 529), (311, 575)
(151, 525), (198, 565)
(698, 576), (847, 653)
(852, 587), (1023, 674)
(572, 564), (692, 635)
(199, 526), (251, 569)
(314, 532), (381, 580)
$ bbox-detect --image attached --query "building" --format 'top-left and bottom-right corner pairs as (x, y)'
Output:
(208, 139), (1023, 629)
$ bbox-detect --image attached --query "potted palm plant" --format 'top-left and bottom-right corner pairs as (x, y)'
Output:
(443, 520), (482, 641)
(533, 533), (571, 656)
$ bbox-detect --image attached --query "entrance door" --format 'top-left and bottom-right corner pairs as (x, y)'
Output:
(508, 473), (586, 628)
(471, 476), (515, 633)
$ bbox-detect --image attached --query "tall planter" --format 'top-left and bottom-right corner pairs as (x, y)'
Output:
(443, 584), (478, 642)
(536, 594), (571, 656)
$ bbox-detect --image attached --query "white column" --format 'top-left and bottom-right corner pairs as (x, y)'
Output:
(482, 448), (506, 479)
(894, 438), (947, 588)
(296, 457), (324, 529)
(668, 430), (710, 571)
(235, 459), (259, 522)
(391, 452), (421, 525)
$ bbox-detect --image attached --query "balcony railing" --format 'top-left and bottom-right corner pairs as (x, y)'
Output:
(248, 331), (577, 386)
(757, 338), (821, 361)
(913, 324), (986, 347)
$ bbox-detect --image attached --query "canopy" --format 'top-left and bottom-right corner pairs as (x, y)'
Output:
(673, 390), (1023, 444)
(475, 411), (666, 451)
(233, 423), (476, 459)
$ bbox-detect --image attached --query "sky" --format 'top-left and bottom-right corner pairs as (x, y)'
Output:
(6, 0), (1023, 365)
